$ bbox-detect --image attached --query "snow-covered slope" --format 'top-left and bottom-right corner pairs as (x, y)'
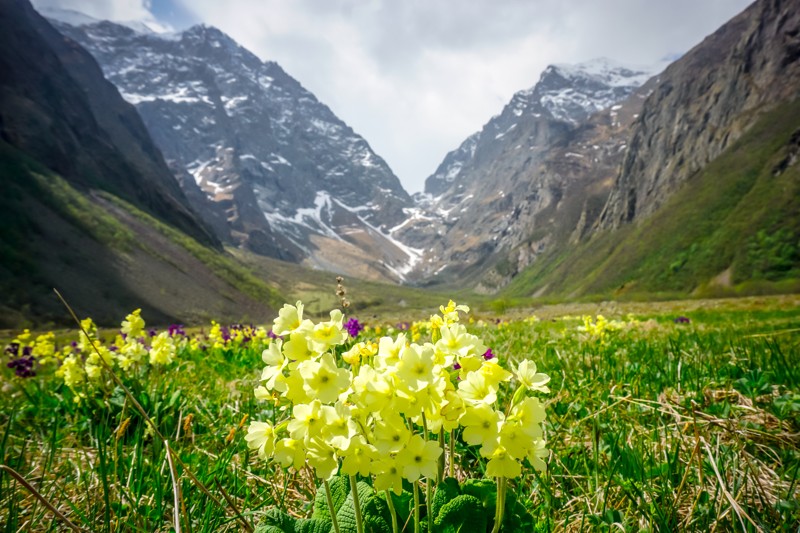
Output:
(48, 14), (416, 281)
(398, 58), (662, 286)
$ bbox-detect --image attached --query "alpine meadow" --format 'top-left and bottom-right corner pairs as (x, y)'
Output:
(1, 0), (799, 531)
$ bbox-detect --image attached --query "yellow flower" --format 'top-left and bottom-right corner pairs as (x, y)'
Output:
(309, 310), (346, 353)
(509, 397), (546, 438)
(288, 400), (326, 441)
(395, 434), (442, 482)
(372, 413), (411, 455)
(121, 309), (145, 338)
(339, 435), (380, 477)
(56, 354), (85, 388)
(306, 437), (339, 480)
(458, 371), (497, 405)
(486, 446), (521, 478)
(272, 301), (307, 336)
(527, 439), (549, 472)
(515, 360), (550, 393)
(282, 330), (316, 362)
(460, 404), (502, 455)
(395, 343), (436, 392)
(373, 455), (405, 495)
(274, 438), (307, 470)
(297, 353), (350, 404)
(245, 421), (275, 459)
(149, 332), (176, 366)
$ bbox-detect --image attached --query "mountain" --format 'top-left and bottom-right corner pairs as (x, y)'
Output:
(506, 0), (800, 298)
(396, 58), (660, 288)
(0, 0), (281, 326)
(48, 16), (420, 282)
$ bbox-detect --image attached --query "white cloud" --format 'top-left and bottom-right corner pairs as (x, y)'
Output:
(34, 0), (754, 193)
(31, 0), (170, 32)
(171, 0), (752, 193)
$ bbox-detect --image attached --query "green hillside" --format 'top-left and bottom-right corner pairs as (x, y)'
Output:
(0, 141), (284, 328)
(505, 98), (800, 300)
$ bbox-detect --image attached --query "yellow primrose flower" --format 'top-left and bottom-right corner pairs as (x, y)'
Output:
(56, 354), (85, 388)
(460, 404), (502, 454)
(31, 332), (56, 360)
(515, 360), (550, 393)
(306, 437), (339, 480)
(527, 439), (549, 472)
(479, 360), (513, 388)
(85, 346), (114, 381)
(245, 421), (276, 459)
(352, 365), (393, 413)
(440, 300), (469, 325)
(150, 332), (176, 366)
(272, 301), (307, 336)
(260, 340), (287, 391)
(321, 401), (358, 450)
(440, 389), (467, 430)
(396, 434), (442, 482)
(498, 420), (530, 460)
(282, 330), (316, 362)
(458, 371), (498, 405)
(288, 400), (325, 441)
(395, 343), (437, 392)
(121, 309), (145, 338)
(274, 438), (307, 470)
(339, 434), (380, 477)
(509, 397), (546, 438)
(376, 334), (406, 369)
(297, 353), (350, 404)
(309, 310), (346, 353)
(373, 455), (405, 495)
(372, 412), (411, 455)
(486, 446), (521, 478)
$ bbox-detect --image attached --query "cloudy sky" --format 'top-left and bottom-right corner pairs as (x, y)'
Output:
(32, 0), (753, 193)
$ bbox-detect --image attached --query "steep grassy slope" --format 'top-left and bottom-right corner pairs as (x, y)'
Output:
(0, 141), (282, 328)
(505, 98), (800, 300)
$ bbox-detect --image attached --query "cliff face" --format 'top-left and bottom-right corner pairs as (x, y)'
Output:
(395, 59), (657, 287)
(598, 0), (800, 229)
(0, 0), (216, 247)
(52, 17), (419, 280)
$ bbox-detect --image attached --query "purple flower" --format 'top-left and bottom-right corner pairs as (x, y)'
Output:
(345, 318), (364, 338)
(267, 330), (280, 340)
(453, 363), (461, 370)
(482, 348), (495, 360)
(674, 316), (691, 324)
(148, 329), (157, 337)
(395, 321), (410, 331)
(7, 354), (35, 378)
(168, 324), (186, 337)
(5, 343), (19, 356)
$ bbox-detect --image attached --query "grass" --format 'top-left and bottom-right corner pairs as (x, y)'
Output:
(0, 295), (798, 531)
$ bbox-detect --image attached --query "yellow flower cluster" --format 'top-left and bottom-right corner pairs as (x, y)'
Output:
(247, 300), (550, 489)
(54, 309), (183, 396)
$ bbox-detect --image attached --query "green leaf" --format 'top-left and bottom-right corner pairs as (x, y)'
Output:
(257, 508), (297, 533)
(335, 480), (377, 533)
(360, 491), (393, 533)
(461, 479), (496, 515)
(295, 518), (334, 533)
(312, 476), (349, 521)
(432, 478), (461, 519)
(434, 495), (486, 533)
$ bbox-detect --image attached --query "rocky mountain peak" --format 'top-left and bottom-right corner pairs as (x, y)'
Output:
(49, 13), (418, 281)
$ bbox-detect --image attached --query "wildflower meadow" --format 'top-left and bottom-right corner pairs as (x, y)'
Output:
(1, 294), (798, 531)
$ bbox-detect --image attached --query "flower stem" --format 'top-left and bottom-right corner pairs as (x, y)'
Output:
(349, 476), (364, 533)
(413, 481), (421, 533)
(426, 479), (433, 533)
(384, 490), (399, 533)
(449, 429), (455, 478)
(491, 477), (506, 533)
(437, 428), (445, 483)
(323, 479), (340, 533)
